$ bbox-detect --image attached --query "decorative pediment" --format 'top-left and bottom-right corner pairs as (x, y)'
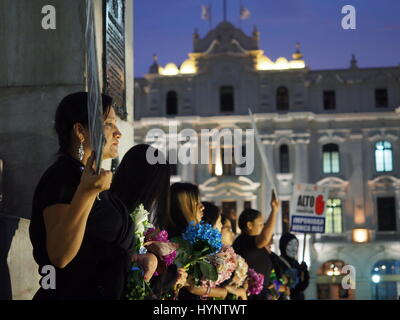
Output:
(368, 175), (400, 188)
(194, 22), (259, 55)
(199, 176), (260, 199)
(317, 177), (349, 188)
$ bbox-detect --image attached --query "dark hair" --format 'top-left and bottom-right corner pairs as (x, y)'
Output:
(168, 182), (200, 238)
(201, 202), (221, 227)
(54, 91), (113, 154)
(221, 214), (230, 226)
(238, 208), (262, 234)
(110, 144), (171, 228)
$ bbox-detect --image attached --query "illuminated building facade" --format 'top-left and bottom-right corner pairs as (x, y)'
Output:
(134, 21), (400, 299)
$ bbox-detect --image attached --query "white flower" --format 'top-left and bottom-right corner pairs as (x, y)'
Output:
(131, 204), (154, 250)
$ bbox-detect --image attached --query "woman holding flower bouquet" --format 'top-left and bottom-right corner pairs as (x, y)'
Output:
(29, 92), (157, 300)
(201, 202), (248, 300)
(110, 144), (187, 299)
(165, 183), (237, 300)
(233, 192), (280, 300)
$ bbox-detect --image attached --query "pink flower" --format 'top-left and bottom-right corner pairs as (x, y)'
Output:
(247, 268), (264, 295)
(201, 245), (237, 287)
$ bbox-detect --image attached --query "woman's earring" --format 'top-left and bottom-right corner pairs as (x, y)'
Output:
(78, 141), (84, 161)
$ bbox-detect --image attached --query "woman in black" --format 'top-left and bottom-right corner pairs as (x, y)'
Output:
(109, 144), (187, 299)
(232, 193), (280, 300)
(29, 92), (157, 300)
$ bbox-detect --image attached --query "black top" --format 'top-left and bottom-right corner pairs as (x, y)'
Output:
(233, 234), (272, 299)
(29, 154), (135, 300)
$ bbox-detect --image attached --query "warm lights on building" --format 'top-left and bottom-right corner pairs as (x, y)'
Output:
(352, 228), (370, 243)
(256, 53), (305, 71)
(159, 63), (179, 76)
(180, 58), (197, 74)
(158, 55), (198, 76)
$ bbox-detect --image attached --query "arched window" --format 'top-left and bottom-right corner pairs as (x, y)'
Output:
(323, 144), (340, 174)
(371, 260), (400, 300)
(375, 141), (393, 172)
(276, 86), (289, 110)
(166, 91), (178, 115)
(279, 144), (290, 173)
(220, 86), (234, 112)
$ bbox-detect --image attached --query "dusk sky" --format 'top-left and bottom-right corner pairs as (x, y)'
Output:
(134, 0), (400, 77)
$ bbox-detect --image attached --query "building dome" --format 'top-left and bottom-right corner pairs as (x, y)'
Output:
(180, 58), (197, 74)
(160, 63), (179, 76)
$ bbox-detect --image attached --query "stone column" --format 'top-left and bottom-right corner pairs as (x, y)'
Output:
(293, 137), (310, 185)
(348, 133), (366, 228)
(260, 139), (275, 219)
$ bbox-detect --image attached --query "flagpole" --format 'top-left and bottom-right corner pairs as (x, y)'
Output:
(239, 0), (242, 29)
(210, 3), (212, 30)
(223, 0), (227, 21)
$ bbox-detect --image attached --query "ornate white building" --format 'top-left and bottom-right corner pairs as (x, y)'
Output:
(134, 21), (400, 300)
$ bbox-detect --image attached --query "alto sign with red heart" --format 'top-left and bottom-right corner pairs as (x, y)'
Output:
(290, 184), (330, 234)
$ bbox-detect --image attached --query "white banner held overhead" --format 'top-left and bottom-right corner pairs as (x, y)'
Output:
(248, 109), (276, 197)
(85, 0), (105, 173)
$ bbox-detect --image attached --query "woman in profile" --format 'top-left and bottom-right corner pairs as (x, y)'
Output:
(29, 92), (157, 300)
(164, 183), (237, 299)
(109, 144), (187, 298)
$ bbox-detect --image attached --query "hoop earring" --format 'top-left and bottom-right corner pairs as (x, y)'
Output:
(78, 141), (84, 161)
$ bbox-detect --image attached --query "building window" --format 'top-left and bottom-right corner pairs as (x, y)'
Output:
(323, 90), (336, 110)
(276, 86), (289, 110)
(170, 163), (178, 176)
(325, 198), (343, 233)
(281, 201), (290, 233)
(220, 86), (234, 112)
(375, 89), (388, 108)
(222, 146), (235, 176)
(375, 141), (393, 172)
(371, 260), (400, 300)
(166, 91), (178, 115)
(279, 144), (290, 173)
(209, 145), (235, 176)
(377, 197), (397, 231)
(244, 201), (252, 209)
(323, 144), (340, 174)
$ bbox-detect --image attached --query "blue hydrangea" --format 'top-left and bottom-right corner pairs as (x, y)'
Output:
(182, 221), (223, 253)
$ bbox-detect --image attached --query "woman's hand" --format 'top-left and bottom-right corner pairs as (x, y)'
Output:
(174, 268), (188, 288)
(79, 152), (112, 195)
(226, 285), (247, 300)
(270, 191), (280, 214)
(132, 253), (158, 282)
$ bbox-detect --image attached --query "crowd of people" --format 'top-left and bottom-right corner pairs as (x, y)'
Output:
(29, 92), (309, 300)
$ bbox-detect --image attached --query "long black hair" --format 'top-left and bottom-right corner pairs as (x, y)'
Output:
(110, 144), (171, 228)
(201, 202), (221, 227)
(238, 208), (262, 234)
(54, 91), (113, 154)
(168, 182), (200, 238)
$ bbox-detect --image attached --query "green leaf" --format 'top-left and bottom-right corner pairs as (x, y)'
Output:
(198, 261), (218, 281)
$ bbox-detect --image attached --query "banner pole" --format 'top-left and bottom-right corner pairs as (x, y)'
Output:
(302, 232), (307, 262)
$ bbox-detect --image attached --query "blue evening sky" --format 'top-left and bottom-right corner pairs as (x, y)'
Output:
(134, 0), (400, 77)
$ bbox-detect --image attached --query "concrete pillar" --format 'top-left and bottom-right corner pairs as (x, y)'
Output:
(348, 133), (367, 228)
(293, 137), (310, 185)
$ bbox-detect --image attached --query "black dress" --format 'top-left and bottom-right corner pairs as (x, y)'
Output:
(233, 234), (272, 300)
(29, 154), (135, 300)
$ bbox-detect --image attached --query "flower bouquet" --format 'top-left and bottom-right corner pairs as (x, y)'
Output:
(125, 204), (153, 300)
(247, 268), (264, 296)
(201, 245), (237, 288)
(171, 221), (222, 286)
(125, 204), (178, 300)
(266, 268), (286, 300)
